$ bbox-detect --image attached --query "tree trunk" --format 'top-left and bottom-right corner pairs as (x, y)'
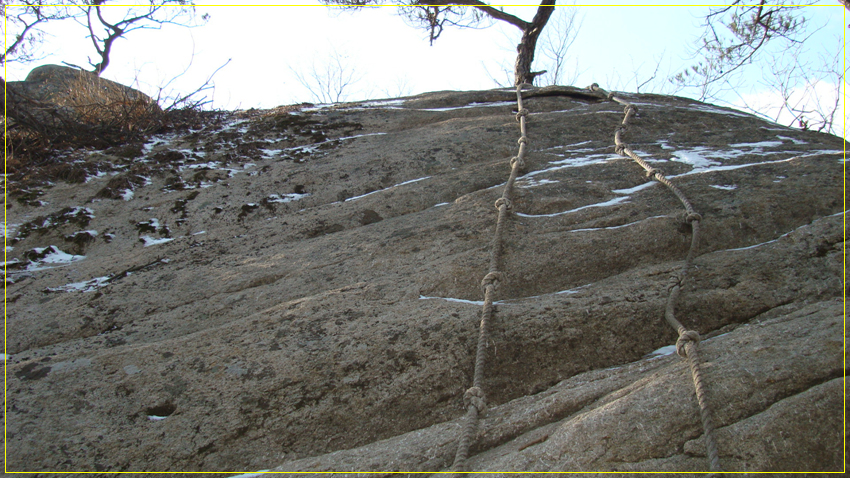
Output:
(514, 2), (556, 85)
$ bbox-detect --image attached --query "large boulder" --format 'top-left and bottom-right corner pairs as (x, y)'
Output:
(3, 86), (846, 475)
(3, 64), (160, 133)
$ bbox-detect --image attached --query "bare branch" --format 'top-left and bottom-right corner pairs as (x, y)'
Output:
(636, 54), (663, 93)
(163, 58), (229, 111)
(1, 1), (80, 65)
(380, 74), (413, 98)
(674, 0), (810, 100)
(537, 4), (582, 86)
(1, 6), (45, 63)
(289, 48), (363, 104)
(702, 32), (846, 136)
(321, 0), (556, 85)
(413, 0), (529, 30)
(481, 59), (514, 88)
(76, 1), (203, 76)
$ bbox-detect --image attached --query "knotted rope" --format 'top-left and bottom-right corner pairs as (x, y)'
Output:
(588, 83), (722, 474)
(450, 83), (533, 475)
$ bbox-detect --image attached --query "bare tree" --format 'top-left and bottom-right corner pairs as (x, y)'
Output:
(320, 0), (557, 86)
(536, 4), (582, 86)
(1, 1), (207, 75)
(674, 0), (848, 135)
(620, 52), (682, 95)
(482, 61), (514, 88)
(673, 0), (849, 100)
(482, 4), (583, 88)
(381, 74), (414, 99)
(1, 1), (78, 66)
(728, 36), (847, 133)
(289, 48), (364, 104)
(155, 54), (232, 112)
(74, 0), (207, 76)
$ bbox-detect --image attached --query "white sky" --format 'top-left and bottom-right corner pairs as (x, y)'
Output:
(2, 1), (848, 138)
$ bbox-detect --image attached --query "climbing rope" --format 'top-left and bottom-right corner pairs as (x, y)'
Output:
(450, 83), (532, 475)
(448, 84), (720, 474)
(588, 83), (722, 474)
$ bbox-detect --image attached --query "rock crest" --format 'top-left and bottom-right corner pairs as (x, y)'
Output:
(3, 64), (160, 132)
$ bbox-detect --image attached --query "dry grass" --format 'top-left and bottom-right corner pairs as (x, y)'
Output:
(3, 72), (220, 197)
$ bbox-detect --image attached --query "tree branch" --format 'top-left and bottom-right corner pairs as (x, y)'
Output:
(90, 4), (124, 74)
(415, 0), (529, 30)
(80, 3), (197, 76)
(164, 58), (230, 111)
(1, 13), (43, 64)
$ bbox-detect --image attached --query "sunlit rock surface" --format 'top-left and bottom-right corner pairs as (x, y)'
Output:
(4, 86), (846, 475)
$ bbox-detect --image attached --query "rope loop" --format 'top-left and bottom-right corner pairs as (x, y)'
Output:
(510, 156), (525, 170)
(517, 135), (528, 145)
(625, 104), (637, 116)
(588, 83), (600, 92)
(463, 386), (487, 413)
(494, 197), (512, 210)
(515, 109), (529, 122)
(645, 168), (658, 179)
(676, 330), (701, 358)
(686, 212), (703, 223)
(480, 271), (504, 290)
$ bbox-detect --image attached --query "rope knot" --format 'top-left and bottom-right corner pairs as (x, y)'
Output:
(667, 274), (682, 291)
(515, 109), (529, 122)
(686, 212), (703, 223)
(607, 91), (615, 100)
(645, 168), (658, 179)
(480, 271), (504, 290)
(463, 386), (487, 413)
(510, 156), (525, 170)
(588, 83), (599, 92)
(615, 144), (627, 156)
(494, 197), (512, 210)
(676, 330), (701, 358)
(517, 135), (528, 145)
(624, 105), (637, 116)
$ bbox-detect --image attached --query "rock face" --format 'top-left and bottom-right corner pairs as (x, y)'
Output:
(3, 64), (159, 130)
(3, 86), (846, 475)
